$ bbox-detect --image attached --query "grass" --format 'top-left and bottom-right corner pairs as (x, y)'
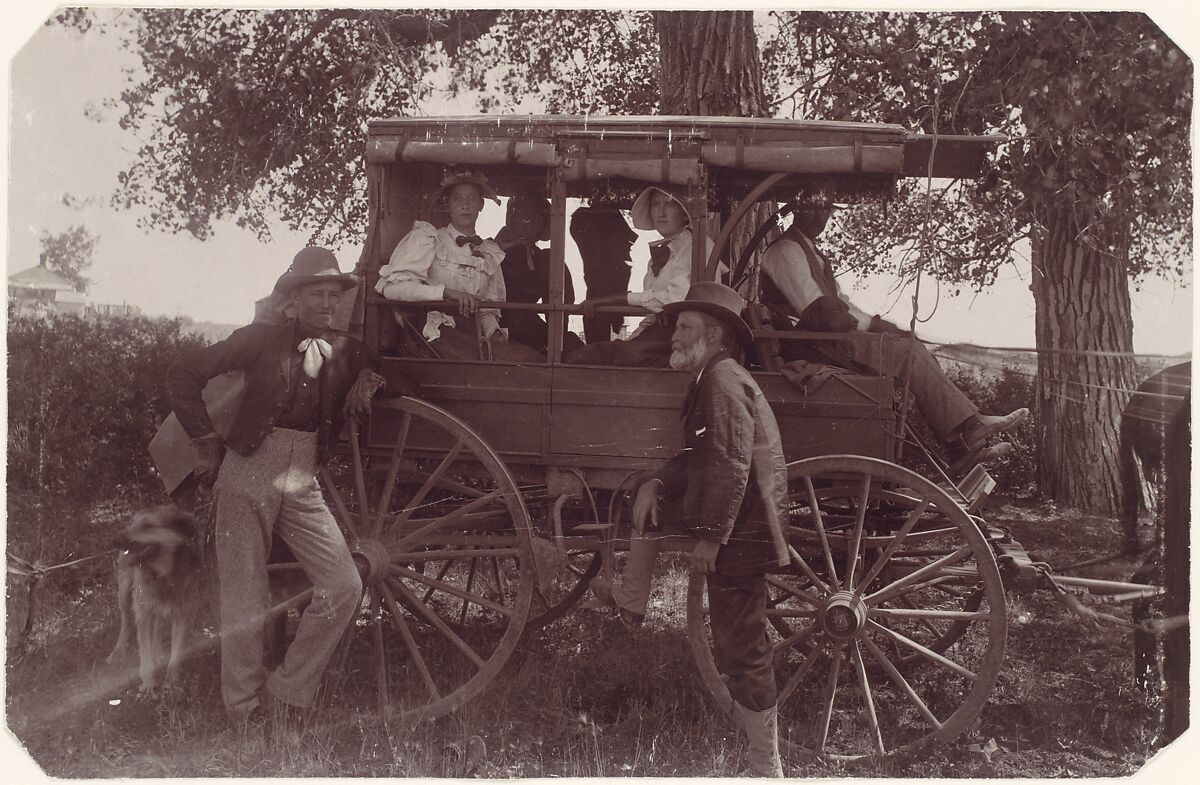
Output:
(5, 496), (1170, 777)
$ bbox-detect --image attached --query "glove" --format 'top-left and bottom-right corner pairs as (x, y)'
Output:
(345, 369), (387, 420)
(192, 434), (226, 486)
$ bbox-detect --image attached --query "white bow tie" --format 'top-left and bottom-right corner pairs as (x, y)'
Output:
(297, 337), (333, 378)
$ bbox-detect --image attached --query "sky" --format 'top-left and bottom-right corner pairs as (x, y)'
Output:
(4, 4), (1196, 355)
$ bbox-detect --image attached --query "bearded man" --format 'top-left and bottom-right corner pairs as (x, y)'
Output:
(589, 282), (790, 777)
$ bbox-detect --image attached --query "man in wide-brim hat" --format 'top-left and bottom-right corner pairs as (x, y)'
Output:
(589, 282), (790, 776)
(166, 246), (388, 727)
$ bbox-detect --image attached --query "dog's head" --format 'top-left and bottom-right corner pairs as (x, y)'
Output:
(113, 505), (198, 579)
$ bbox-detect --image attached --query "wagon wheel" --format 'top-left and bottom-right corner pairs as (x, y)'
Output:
(687, 455), (1007, 761)
(527, 546), (603, 628)
(312, 395), (534, 723)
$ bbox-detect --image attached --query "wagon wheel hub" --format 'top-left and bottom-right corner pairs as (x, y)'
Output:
(351, 538), (392, 587)
(820, 590), (867, 640)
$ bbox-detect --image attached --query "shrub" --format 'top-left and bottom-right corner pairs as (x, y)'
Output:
(6, 312), (208, 502)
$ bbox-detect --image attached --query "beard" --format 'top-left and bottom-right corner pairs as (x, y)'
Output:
(669, 336), (711, 371)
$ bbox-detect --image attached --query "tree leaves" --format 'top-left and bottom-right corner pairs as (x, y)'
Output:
(38, 225), (97, 293)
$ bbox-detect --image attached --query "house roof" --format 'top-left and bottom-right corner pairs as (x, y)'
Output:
(7, 264), (77, 292)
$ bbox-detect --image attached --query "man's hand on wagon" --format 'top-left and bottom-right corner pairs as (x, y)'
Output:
(444, 288), (479, 317)
(631, 479), (663, 534)
(579, 294), (627, 319)
(345, 369), (387, 421)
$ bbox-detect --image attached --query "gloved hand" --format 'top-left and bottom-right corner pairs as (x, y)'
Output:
(345, 369), (387, 420)
(192, 434), (226, 486)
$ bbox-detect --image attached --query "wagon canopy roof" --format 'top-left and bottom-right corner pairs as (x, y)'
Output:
(366, 114), (1001, 181)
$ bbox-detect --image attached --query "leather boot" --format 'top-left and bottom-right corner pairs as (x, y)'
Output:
(734, 701), (784, 777)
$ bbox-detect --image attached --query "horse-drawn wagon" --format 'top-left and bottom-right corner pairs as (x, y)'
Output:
(259, 115), (1162, 761)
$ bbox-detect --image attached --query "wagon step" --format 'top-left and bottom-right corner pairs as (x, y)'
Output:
(572, 523), (614, 533)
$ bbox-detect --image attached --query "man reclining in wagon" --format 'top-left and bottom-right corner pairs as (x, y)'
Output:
(375, 169), (544, 363)
(565, 185), (715, 367)
(758, 203), (1027, 471)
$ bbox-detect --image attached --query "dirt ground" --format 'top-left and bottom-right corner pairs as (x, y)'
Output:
(3, 497), (1182, 778)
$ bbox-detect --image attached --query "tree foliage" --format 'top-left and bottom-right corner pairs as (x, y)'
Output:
(765, 11), (1192, 288)
(55, 8), (657, 246)
(37, 225), (97, 293)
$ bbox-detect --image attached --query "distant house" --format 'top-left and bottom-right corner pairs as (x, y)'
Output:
(7, 263), (141, 319)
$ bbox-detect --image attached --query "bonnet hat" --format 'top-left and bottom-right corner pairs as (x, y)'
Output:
(630, 185), (691, 231)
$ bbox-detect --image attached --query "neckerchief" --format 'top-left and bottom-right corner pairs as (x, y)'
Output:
(297, 336), (333, 378)
(649, 240), (672, 276)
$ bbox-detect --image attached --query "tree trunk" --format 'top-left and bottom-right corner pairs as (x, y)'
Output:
(1031, 202), (1136, 514)
(653, 11), (773, 285)
(653, 11), (765, 117)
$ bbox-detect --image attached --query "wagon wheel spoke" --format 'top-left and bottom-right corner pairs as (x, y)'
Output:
(814, 642), (844, 753)
(859, 633), (942, 730)
(390, 489), (506, 550)
(391, 440), (467, 529)
(864, 546), (973, 606)
(387, 578), (486, 669)
(421, 553), (460, 604)
(803, 476), (841, 591)
(390, 564), (514, 618)
(379, 582), (441, 701)
(371, 412), (412, 538)
(459, 558), (480, 625)
(845, 475), (871, 589)
(850, 640), (885, 756)
(867, 620), (977, 682)
(776, 642), (823, 709)
(369, 590), (387, 712)
(320, 465), (362, 542)
(853, 498), (932, 595)
(773, 623), (819, 658)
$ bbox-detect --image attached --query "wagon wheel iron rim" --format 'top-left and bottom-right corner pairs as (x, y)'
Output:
(321, 395), (534, 723)
(686, 455), (1007, 762)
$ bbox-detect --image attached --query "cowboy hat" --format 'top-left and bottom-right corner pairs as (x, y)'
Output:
(431, 169), (501, 206)
(272, 247), (358, 294)
(662, 281), (754, 346)
(630, 185), (691, 231)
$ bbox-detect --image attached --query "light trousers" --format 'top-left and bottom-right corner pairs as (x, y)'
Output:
(213, 428), (362, 720)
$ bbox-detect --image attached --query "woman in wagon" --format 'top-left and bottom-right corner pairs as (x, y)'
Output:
(564, 185), (716, 367)
(759, 202), (1028, 472)
(375, 169), (543, 363)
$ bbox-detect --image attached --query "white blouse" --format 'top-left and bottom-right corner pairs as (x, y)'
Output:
(376, 221), (508, 340)
(626, 228), (717, 338)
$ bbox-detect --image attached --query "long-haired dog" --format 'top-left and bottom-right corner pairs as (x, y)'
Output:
(106, 505), (203, 692)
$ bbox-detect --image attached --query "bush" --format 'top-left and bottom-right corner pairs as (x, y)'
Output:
(6, 312), (208, 502)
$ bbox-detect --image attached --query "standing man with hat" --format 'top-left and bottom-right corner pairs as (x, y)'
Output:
(166, 247), (386, 726)
(589, 281), (790, 777)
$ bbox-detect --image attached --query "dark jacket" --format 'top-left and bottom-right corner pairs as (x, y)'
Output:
(655, 352), (791, 574)
(166, 322), (376, 463)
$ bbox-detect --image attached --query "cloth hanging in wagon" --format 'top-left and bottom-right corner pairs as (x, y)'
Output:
(778, 360), (848, 396)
